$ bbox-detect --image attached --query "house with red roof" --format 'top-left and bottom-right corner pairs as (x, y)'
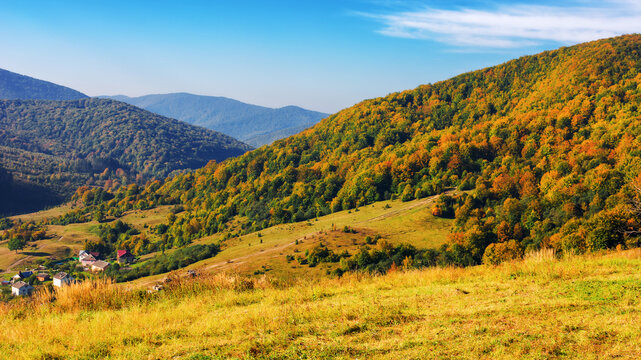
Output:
(117, 250), (134, 264)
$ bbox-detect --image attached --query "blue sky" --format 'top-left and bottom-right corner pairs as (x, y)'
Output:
(1, 0), (639, 113)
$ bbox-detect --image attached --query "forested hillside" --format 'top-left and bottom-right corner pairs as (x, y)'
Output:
(62, 35), (641, 264)
(107, 93), (328, 146)
(0, 98), (251, 215)
(0, 68), (88, 100)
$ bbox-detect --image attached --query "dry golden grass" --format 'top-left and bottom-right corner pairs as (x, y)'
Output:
(2, 249), (641, 359)
(524, 247), (556, 262)
(131, 195), (454, 286)
(9, 204), (72, 223)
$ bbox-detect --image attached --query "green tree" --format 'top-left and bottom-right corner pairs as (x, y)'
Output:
(93, 210), (105, 223)
(586, 210), (627, 251)
(8, 237), (26, 253)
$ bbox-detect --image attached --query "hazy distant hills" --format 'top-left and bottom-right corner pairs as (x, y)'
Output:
(0, 98), (251, 215)
(105, 93), (328, 147)
(0, 68), (88, 100)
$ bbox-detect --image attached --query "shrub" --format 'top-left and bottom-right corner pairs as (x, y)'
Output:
(585, 210), (628, 251)
(482, 240), (524, 265)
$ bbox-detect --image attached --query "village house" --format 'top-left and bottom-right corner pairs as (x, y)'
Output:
(53, 272), (73, 287)
(117, 250), (134, 264)
(36, 273), (50, 282)
(79, 252), (97, 267)
(79, 250), (100, 258)
(11, 281), (33, 296)
(91, 260), (110, 272)
(12, 270), (33, 282)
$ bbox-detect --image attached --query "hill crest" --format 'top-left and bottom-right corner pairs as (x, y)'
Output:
(104, 92), (329, 147)
(0, 68), (88, 101)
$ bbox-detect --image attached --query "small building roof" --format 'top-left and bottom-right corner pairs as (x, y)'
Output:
(92, 260), (110, 270)
(12, 281), (28, 289)
(80, 253), (96, 261)
(15, 271), (33, 279)
(117, 250), (132, 258)
(53, 271), (70, 280)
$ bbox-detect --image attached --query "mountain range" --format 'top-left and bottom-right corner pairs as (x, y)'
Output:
(105, 93), (328, 147)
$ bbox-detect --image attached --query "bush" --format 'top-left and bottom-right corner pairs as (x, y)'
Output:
(306, 245), (342, 267)
(586, 210), (628, 251)
(482, 240), (524, 265)
(336, 242), (442, 275)
(342, 226), (357, 234)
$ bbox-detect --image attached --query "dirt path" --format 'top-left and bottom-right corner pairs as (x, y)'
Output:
(203, 240), (299, 271)
(7, 255), (31, 271)
(362, 189), (456, 223)
(136, 234), (315, 288)
(4, 237), (65, 273)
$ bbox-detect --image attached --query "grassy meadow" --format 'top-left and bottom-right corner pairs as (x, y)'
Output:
(130, 194), (453, 286)
(3, 194), (452, 281)
(2, 248), (641, 359)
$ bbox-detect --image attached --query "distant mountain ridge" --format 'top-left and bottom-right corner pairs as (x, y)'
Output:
(105, 93), (328, 147)
(0, 68), (88, 100)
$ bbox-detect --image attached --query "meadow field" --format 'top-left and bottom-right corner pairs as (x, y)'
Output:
(1, 248), (640, 359)
(3, 193), (453, 282)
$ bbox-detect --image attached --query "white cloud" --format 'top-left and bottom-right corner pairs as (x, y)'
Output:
(365, 1), (641, 48)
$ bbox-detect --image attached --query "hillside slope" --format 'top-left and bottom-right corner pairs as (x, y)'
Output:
(82, 35), (641, 266)
(1, 190), (453, 283)
(0, 98), (251, 215)
(106, 93), (328, 146)
(0, 68), (88, 100)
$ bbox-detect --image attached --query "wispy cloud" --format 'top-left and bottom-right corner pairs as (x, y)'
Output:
(364, 1), (641, 48)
